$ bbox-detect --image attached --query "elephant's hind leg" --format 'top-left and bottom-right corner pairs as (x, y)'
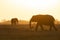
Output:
(49, 24), (57, 31)
(52, 24), (57, 31)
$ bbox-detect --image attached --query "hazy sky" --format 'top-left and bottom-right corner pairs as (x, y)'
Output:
(0, 0), (60, 22)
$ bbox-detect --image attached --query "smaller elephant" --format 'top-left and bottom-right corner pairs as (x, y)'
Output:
(11, 18), (18, 25)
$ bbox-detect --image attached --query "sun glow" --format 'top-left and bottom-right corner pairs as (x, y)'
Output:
(9, 0), (57, 10)
(0, 0), (60, 22)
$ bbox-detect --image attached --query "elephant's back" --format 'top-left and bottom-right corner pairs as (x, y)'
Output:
(40, 15), (55, 21)
(38, 15), (55, 25)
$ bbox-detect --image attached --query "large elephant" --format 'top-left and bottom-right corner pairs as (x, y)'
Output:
(29, 15), (57, 31)
(11, 18), (18, 25)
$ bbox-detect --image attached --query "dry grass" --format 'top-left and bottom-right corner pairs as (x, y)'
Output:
(0, 24), (60, 40)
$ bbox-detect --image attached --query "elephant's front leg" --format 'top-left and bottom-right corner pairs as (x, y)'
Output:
(35, 22), (39, 31)
(40, 25), (44, 31)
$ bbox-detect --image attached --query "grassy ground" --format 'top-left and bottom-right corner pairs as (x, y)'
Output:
(0, 24), (60, 40)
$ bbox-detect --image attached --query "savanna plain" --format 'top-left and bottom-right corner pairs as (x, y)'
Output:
(0, 23), (60, 40)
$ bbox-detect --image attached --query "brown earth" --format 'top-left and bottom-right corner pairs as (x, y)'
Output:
(0, 24), (60, 40)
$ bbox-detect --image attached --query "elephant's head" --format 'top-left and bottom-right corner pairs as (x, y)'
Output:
(29, 15), (40, 29)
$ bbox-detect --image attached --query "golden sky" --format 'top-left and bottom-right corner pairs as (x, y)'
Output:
(0, 0), (60, 22)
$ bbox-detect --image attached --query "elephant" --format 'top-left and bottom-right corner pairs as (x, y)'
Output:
(11, 18), (18, 25)
(29, 15), (57, 31)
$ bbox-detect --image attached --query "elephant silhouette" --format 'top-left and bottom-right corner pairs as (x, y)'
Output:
(11, 18), (18, 25)
(29, 15), (57, 31)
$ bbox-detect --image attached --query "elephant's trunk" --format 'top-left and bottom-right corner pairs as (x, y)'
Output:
(29, 20), (32, 29)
